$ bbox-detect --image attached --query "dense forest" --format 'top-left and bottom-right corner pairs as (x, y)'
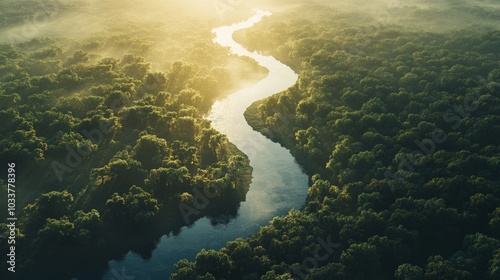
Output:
(0, 0), (266, 278)
(1, 0), (499, 279)
(171, 1), (500, 280)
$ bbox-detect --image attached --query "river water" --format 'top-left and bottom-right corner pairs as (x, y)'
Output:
(100, 10), (308, 280)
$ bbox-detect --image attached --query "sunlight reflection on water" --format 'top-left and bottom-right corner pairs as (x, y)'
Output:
(98, 10), (307, 280)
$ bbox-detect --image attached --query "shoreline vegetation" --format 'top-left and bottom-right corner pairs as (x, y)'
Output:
(171, 1), (500, 280)
(0, 1), (263, 279)
(0, 1), (499, 279)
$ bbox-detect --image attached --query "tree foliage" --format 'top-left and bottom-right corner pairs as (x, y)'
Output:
(176, 2), (500, 280)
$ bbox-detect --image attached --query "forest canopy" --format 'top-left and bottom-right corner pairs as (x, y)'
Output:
(0, 0), (264, 278)
(1, 0), (499, 279)
(171, 1), (500, 279)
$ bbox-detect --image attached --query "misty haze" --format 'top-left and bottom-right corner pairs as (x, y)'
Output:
(0, 0), (499, 279)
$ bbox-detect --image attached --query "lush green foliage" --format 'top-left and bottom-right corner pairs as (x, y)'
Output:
(0, 1), (264, 278)
(172, 3), (500, 280)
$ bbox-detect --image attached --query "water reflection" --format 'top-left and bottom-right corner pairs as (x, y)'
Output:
(97, 10), (308, 280)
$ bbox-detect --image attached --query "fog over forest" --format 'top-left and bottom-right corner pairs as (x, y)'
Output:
(0, 0), (499, 279)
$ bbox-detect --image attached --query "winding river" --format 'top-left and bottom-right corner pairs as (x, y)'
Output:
(100, 10), (308, 279)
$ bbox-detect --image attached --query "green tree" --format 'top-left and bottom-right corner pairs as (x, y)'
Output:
(23, 191), (74, 233)
(132, 134), (169, 169)
(105, 185), (160, 226)
(195, 249), (232, 279)
(395, 264), (424, 280)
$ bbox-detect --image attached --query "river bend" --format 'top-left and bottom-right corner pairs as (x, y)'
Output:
(100, 10), (308, 279)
